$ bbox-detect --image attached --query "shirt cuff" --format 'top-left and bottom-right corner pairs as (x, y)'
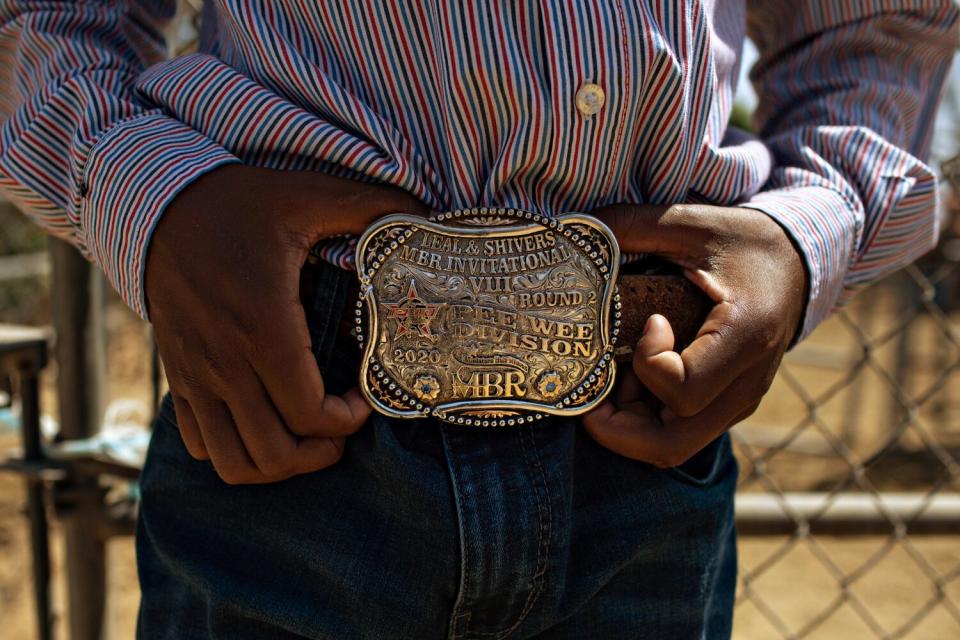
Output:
(739, 185), (860, 343)
(79, 112), (239, 319)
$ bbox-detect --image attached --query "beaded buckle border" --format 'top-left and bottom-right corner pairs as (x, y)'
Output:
(354, 208), (621, 426)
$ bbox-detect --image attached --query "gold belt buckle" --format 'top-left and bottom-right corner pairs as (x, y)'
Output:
(354, 207), (621, 426)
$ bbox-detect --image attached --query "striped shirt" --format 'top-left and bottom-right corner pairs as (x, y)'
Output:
(0, 1), (956, 339)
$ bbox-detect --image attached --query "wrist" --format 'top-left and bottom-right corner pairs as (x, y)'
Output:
(747, 207), (810, 346)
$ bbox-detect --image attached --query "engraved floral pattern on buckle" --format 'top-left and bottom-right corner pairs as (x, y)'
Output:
(354, 207), (622, 426)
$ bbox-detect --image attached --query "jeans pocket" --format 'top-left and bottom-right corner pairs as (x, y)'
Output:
(153, 392), (179, 431)
(301, 259), (354, 388)
(663, 433), (733, 487)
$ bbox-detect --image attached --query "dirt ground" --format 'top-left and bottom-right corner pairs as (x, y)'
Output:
(2, 276), (959, 639)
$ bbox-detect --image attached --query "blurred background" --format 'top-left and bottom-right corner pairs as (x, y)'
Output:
(2, 4), (960, 639)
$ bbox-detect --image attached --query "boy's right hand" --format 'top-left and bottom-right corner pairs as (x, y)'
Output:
(145, 165), (428, 484)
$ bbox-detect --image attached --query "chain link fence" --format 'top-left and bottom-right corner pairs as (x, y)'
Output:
(730, 160), (960, 638)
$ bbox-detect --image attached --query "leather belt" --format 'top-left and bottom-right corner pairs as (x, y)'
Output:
(336, 273), (708, 363)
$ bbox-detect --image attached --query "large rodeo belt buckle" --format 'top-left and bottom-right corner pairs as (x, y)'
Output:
(354, 207), (621, 426)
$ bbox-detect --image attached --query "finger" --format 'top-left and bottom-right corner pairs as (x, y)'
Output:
(316, 188), (430, 237)
(170, 394), (209, 460)
(591, 204), (711, 259)
(614, 365), (644, 405)
(633, 301), (756, 417)
(585, 368), (756, 467)
(285, 171), (431, 237)
(221, 370), (299, 479)
(728, 403), (761, 429)
(290, 436), (346, 475)
(189, 394), (260, 485)
(652, 370), (761, 466)
(252, 305), (371, 437)
(224, 368), (346, 479)
(581, 399), (662, 462)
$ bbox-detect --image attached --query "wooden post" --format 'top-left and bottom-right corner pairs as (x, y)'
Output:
(49, 239), (107, 640)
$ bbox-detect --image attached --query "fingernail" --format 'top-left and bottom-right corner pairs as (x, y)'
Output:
(641, 315), (654, 339)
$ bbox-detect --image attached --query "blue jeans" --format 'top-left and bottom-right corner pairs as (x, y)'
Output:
(136, 263), (738, 639)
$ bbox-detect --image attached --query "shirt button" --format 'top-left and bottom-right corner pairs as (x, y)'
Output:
(575, 83), (605, 116)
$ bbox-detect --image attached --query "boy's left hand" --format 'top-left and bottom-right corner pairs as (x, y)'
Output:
(582, 203), (807, 468)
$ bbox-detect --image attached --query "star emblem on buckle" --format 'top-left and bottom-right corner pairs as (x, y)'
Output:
(382, 280), (441, 339)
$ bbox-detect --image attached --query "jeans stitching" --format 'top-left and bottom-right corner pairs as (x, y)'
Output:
(441, 425), (473, 640)
(467, 425), (552, 640)
(508, 424), (554, 637)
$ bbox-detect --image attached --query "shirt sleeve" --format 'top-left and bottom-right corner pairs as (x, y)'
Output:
(0, 1), (238, 319)
(741, 0), (959, 341)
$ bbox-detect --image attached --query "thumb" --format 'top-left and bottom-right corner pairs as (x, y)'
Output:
(633, 313), (686, 391)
